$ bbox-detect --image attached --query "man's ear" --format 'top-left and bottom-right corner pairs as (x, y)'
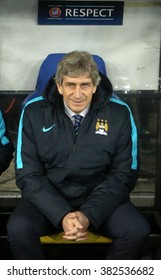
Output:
(92, 85), (97, 94)
(56, 83), (63, 95)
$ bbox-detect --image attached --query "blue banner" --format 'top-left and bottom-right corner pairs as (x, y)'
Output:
(38, 1), (124, 25)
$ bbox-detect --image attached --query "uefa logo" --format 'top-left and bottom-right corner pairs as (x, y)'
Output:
(49, 7), (61, 18)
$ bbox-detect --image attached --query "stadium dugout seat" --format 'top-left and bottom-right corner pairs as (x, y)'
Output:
(22, 53), (108, 108)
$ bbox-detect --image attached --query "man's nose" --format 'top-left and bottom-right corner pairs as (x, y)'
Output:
(74, 85), (82, 98)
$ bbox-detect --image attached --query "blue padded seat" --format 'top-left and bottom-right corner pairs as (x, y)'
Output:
(22, 53), (107, 108)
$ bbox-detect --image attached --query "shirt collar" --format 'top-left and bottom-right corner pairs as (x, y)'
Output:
(64, 101), (90, 119)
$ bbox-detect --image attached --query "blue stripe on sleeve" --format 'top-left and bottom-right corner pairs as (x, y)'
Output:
(110, 96), (138, 170)
(16, 96), (44, 169)
(0, 110), (9, 145)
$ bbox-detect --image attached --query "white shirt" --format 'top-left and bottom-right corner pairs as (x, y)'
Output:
(64, 101), (90, 125)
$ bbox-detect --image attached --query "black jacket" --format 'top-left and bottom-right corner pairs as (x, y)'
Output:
(0, 109), (14, 175)
(16, 73), (139, 229)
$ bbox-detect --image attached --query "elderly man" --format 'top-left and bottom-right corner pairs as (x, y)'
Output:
(7, 51), (150, 259)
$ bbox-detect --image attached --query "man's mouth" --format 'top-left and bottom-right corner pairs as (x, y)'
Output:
(71, 100), (85, 103)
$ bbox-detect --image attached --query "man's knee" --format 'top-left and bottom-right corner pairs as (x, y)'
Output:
(7, 214), (34, 242)
(126, 217), (150, 243)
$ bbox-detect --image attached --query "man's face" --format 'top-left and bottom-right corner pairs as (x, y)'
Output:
(57, 75), (97, 113)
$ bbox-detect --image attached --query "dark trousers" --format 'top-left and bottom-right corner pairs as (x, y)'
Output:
(7, 199), (150, 260)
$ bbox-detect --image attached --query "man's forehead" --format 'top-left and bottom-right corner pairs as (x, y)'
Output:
(63, 75), (92, 83)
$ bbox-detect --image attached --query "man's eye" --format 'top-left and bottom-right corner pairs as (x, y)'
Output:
(81, 84), (91, 89)
(66, 84), (75, 89)
(65, 83), (92, 89)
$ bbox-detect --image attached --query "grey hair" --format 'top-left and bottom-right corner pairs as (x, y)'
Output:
(55, 51), (101, 86)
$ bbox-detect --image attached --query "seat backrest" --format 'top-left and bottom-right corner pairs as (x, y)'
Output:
(22, 53), (107, 107)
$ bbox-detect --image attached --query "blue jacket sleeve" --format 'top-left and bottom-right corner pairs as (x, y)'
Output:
(80, 107), (139, 229)
(0, 110), (14, 175)
(16, 107), (73, 228)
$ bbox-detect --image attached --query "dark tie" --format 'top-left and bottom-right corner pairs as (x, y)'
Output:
(73, 114), (83, 135)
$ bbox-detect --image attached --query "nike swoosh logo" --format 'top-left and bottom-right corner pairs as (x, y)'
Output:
(42, 124), (56, 132)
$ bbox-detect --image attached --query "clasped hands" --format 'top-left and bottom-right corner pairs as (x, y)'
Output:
(62, 211), (90, 242)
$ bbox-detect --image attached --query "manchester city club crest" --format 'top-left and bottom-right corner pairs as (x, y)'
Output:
(95, 119), (108, 136)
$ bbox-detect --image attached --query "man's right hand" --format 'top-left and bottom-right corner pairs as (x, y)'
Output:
(62, 212), (89, 241)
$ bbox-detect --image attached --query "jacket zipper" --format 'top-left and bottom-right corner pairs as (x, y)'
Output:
(73, 143), (76, 154)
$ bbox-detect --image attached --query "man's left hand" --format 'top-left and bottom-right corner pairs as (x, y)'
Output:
(63, 211), (90, 241)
